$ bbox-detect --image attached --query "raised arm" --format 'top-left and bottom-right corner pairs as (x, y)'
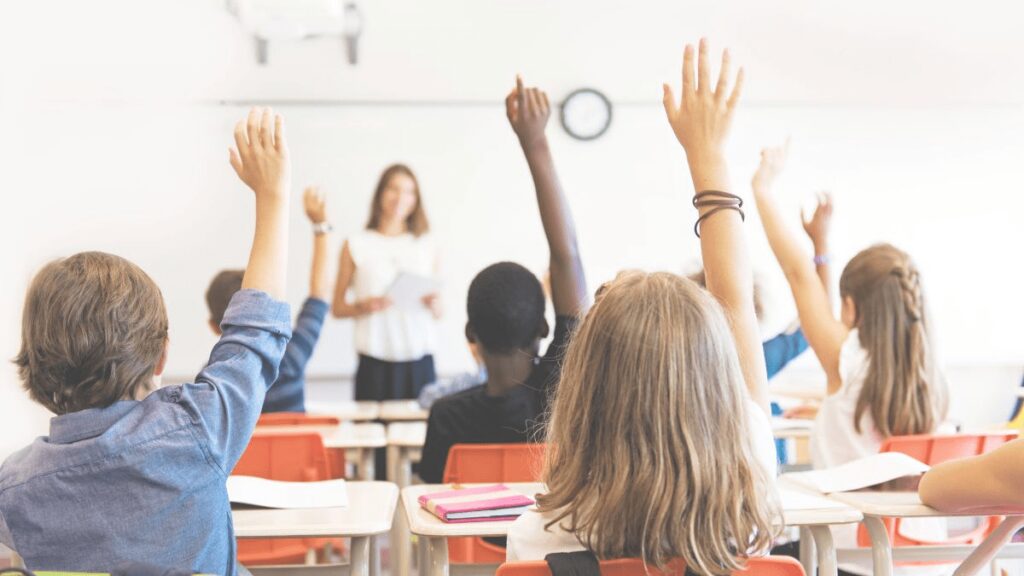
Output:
(919, 438), (1024, 513)
(304, 186), (333, 302)
(751, 144), (847, 391)
(229, 107), (290, 299)
(802, 192), (834, 300)
(662, 39), (768, 413)
(505, 75), (588, 317)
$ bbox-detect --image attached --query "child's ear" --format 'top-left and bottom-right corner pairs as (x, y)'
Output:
(841, 296), (858, 328)
(208, 319), (223, 336)
(538, 318), (550, 340)
(153, 339), (170, 377)
(465, 322), (478, 344)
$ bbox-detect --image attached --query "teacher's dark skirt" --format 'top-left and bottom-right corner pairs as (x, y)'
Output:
(354, 353), (437, 401)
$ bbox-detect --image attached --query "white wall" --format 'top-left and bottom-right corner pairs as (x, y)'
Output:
(1, 0), (1022, 453)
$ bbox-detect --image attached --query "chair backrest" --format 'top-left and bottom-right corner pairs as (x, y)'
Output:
(256, 412), (341, 427)
(496, 556), (805, 576)
(442, 443), (545, 483)
(879, 432), (1019, 465)
(234, 432), (330, 481)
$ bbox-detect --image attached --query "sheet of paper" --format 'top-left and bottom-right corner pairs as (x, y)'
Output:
(779, 487), (850, 510)
(781, 452), (930, 494)
(771, 418), (814, 431)
(227, 476), (349, 509)
(386, 272), (440, 311)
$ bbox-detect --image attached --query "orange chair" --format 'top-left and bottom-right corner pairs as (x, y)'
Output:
(234, 433), (343, 566)
(255, 413), (347, 478)
(442, 443), (547, 564)
(497, 556), (806, 576)
(856, 432), (1019, 553)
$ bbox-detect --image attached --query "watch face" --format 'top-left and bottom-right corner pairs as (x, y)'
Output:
(560, 88), (612, 141)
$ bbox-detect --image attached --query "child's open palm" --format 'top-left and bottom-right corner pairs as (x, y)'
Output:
(229, 107), (290, 201)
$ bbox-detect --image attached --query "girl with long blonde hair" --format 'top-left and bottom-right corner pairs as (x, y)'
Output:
(507, 39), (781, 576)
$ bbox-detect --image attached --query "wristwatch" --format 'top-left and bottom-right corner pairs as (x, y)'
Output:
(313, 222), (334, 235)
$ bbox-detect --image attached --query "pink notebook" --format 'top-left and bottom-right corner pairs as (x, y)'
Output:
(418, 484), (535, 523)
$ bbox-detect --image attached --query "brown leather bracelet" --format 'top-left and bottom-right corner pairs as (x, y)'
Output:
(693, 190), (744, 209)
(694, 205), (745, 238)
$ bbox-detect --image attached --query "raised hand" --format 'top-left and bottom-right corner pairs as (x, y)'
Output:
(662, 38), (744, 162)
(304, 186), (327, 224)
(229, 107), (290, 201)
(802, 192), (834, 248)
(506, 75), (551, 149)
(752, 141), (789, 194)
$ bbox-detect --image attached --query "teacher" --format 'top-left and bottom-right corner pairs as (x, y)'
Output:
(332, 163), (441, 401)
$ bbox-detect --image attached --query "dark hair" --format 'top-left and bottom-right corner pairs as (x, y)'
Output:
(206, 269), (245, 327)
(365, 164), (430, 236)
(687, 269), (765, 322)
(467, 262), (546, 354)
(14, 252), (169, 415)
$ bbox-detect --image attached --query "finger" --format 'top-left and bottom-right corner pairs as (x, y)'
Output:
(726, 67), (744, 110)
(527, 88), (541, 114)
(682, 44), (695, 95)
(246, 108), (260, 149)
(715, 49), (731, 101)
(260, 108), (273, 149)
(505, 90), (517, 121)
(662, 84), (678, 118)
(516, 74), (526, 108)
(273, 113), (285, 152)
(233, 120), (248, 156)
(229, 148), (243, 176)
(540, 91), (550, 114)
(697, 38), (711, 93)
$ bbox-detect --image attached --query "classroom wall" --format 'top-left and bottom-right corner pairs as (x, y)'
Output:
(2, 0), (1022, 454)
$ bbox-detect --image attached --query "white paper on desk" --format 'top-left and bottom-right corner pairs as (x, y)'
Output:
(386, 273), (440, 311)
(781, 452), (930, 494)
(227, 476), (349, 509)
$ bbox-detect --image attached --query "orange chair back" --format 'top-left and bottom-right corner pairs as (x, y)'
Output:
(443, 443), (546, 484)
(496, 556), (805, 576)
(234, 433), (337, 565)
(857, 431), (1019, 552)
(256, 412), (341, 427)
(441, 443), (546, 564)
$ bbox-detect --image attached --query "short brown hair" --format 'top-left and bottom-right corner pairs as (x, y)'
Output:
(365, 164), (430, 236)
(14, 252), (169, 414)
(206, 269), (244, 327)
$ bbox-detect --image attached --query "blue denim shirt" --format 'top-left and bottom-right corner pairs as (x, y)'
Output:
(0, 289), (291, 576)
(262, 297), (329, 413)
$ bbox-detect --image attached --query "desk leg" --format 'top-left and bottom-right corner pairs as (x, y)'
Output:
(351, 535), (370, 576)
(393, 499), (411, 576)
(809, 526), (837, 576)
(359, 448), (375, 481)
(864, 516), (894, 576)
(400, 447), (413, 488)
(369, 535), (381, 576)
(426, 536), (449, 576)
(799, 526), (817, 576)
(387, 444), (400, 483)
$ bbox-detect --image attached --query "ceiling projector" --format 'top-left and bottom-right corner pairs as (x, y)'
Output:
(227, 0), (364, 65)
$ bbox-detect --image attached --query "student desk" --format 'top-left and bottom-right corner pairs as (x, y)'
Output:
(387, 421), (428, 576)
(233, 481), (397, 576)
(305, 400), (382, 421)
(829, 490), (1024, 576)
(252, 422), (387, 480)
(379, 400), (430, 422)
(402, 482), (862, 576)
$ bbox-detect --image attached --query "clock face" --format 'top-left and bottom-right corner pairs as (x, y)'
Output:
(560, 88), (612, 141)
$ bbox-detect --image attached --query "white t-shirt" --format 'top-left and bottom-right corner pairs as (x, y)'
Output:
(506, 399), (777, 562)
(347, 230), (438, 362)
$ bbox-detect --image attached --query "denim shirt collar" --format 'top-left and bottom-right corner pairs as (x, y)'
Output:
(49, 401), (138, 444)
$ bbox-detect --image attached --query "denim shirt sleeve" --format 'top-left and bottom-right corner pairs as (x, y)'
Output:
(276, 298), (329, 386)
(762, 327), (809, 380)
(0, 508), (11, 548)
(179, 289), (292, 474)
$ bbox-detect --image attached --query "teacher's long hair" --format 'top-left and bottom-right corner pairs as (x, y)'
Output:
(365, 164), (430, 237)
